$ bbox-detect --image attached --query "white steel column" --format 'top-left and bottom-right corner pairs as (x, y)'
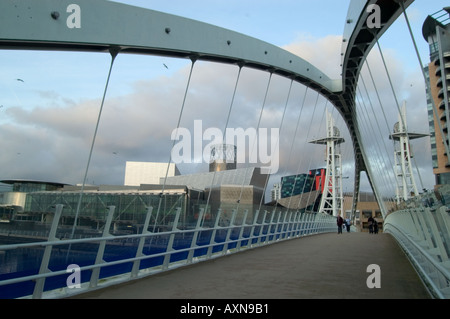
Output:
(310, 110), (345, 216)
(390, 102), (428, 204)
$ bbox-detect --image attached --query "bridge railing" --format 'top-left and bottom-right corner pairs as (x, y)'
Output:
(384, 186), (450, 299)
(0, 205), (337, 299)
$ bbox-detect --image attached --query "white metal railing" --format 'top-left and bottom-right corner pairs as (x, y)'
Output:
(0, 205), (337, 299)
(384, 190), (450, 299)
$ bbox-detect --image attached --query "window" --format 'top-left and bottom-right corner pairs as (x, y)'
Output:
(362, 211), (372, 219)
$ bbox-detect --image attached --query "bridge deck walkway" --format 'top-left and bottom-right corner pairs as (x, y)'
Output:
(73, 232), (431, 299)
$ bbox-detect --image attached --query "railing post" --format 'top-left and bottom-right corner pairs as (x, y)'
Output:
(269, 211), (279, 243)
(89, 206), (115, 288)
(317, 213), (324, 233)
(312, 213), (320, 234)
(280, 211), (288, 239)
(415, 208), (435, 251)
(299, 212), (305, 236)
(131, 206), (153, 279)
(249, 210), (260, 247)
(410, 209), (426, 242)
(206, 209), (222, 258)
(187, 208), (204, 263)
(256, 210), (267, 246)
(312, 213), (319, 234)
(312, 213), (317, 234)
(305, 213), (311, 235)
(437, 206), (450, 248)
(222, 210), (237, 255)
(236, 210), (248, 251)
(162, 208), (181, 270)
(32, 204), (63, 299)
(423, 207), (449, 262)
(292, 211), (299, 237)
(286, 211), (293, 238)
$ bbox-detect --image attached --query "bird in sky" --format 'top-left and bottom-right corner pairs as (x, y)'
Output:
(163, 63), (169, 69)
(16, 79), (24, 83)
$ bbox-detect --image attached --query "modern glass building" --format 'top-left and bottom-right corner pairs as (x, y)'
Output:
(0, 179), (68, 219)
(280, 168), (325, 199)
(280, 174), (314, 198)
(163, 166), (268, 191)
(23, 185), (204, 231)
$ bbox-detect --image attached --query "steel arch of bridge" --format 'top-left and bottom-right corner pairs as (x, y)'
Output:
(0, 0), (415, 216)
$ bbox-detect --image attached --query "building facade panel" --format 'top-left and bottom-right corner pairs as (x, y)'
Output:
(124, 162), (179, 186)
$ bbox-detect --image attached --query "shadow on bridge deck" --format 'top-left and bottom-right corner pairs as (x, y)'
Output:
(73, 232), (430, 299)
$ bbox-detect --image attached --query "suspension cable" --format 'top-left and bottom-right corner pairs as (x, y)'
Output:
(360, 71), (397, 184)
(301, 99), (327, 213)
(66, 48), (119, 262)
(273, 85), (309, 213)
(236, 71), (273, 212)
(376, 38), (425, 191)
(71, 48), (119, 238)
(153, 57), (197, 231)
(288, 91), (320, 211)
(356, 84), (397, 199)
(204, 64), (243, 222)
(399, 1), (450, 165)
(363, 60), (400, 202)
(258, 78), (294, 211)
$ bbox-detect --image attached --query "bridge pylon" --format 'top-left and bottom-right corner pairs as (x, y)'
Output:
(389, 102), (428, 204)
(310, 110), (345, 217)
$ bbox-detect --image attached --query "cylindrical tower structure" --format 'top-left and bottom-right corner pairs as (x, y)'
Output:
(209, 144), (237, 172)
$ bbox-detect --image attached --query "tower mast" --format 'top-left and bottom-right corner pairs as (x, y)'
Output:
(310, 110), (345, 216)
(390, 102), (428, 203)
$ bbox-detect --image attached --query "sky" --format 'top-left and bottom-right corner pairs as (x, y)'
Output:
(0, 0), (448, 199)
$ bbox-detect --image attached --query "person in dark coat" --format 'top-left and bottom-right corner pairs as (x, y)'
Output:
(373, 218), (379, 234)
(368, 216), (375, 234)
(337, 214), (344, 234)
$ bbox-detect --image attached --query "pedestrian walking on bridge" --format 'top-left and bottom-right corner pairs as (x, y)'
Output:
(337, 214), (344, 234)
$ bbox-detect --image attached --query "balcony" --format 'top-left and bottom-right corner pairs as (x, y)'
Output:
(434, 57), (441, 66)
(439, 98), (450, 110)
(438, 87), (450, 99)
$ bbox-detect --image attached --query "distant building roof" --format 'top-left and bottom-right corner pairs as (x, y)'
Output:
(162, 167), (268, 190)
(0, 179), (69, 188)
(422, 7), (450, 41)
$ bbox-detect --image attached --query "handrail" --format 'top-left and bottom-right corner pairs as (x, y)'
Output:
(384, 190), (450, 299)
(0, 205), (337, 299)
(384, 222), (449, 299)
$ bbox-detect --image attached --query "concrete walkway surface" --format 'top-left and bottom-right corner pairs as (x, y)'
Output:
(72, 232), (431, 299)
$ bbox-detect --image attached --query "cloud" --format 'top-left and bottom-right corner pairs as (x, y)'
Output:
(0, 32), (434, 200)
(283, 34), (344, 79)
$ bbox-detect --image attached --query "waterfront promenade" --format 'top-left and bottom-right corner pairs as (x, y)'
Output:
(74, 232), (431, 299)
